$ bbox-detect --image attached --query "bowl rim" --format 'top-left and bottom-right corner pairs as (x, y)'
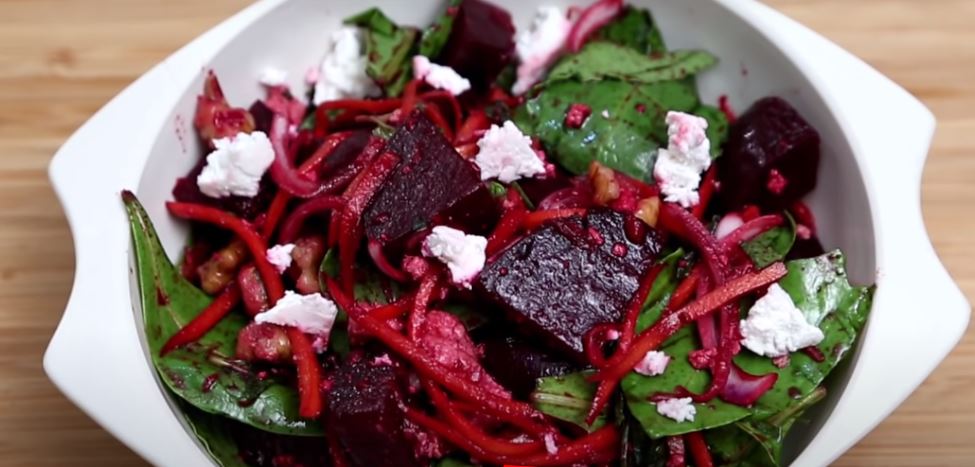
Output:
(43, 0), (970, 466)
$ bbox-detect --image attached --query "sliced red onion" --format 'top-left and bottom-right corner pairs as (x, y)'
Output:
(537, 185), (593, 210)
(566, 0), (624, 52)
(368, 239), (410, 283)
(715, 213), (744, 239)
(269, 115), (322, 197)
(719, 214), (784, 249)
(720, 364), (778, 406)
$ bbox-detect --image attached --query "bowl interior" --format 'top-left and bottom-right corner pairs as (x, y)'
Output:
(135, 0), (876, 463)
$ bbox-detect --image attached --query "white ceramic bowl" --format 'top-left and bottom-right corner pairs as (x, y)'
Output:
(44, 0), (969, 465)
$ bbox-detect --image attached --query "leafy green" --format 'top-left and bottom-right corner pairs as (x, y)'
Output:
(513, 78), (700, 179)
(707, 387), (827, 466)
(531, 371), (607, 431)
(181, 404), (247, 467)
(419, 0), (462, 58)
(487, 181), (507, 198)
(741, 214), (796, 268)
(122, 193), (322, 436)
(430, 458), (475, 467)
(594, 6), (666, 54)
(623, 250), (873, 442)
(344, 8), (418, 97)
(544, 42), (717, 85)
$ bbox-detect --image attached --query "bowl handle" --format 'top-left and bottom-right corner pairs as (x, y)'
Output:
(740, 3), (972, 466)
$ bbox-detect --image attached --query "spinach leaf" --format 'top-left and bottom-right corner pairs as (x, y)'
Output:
(513, 78), (700, 179)
(707, 387), (827, 466)
(181, 404), (247, 467)
(623, 251), (873, 440)
(531, 371), (607, 431)
(419, 0), (462, 58)
(544, 42), (717, 85)
(594, 6), (666, 54)
(123, 193), (322, 436)
(736, 250), (874, 421)
(741, 214), (796, 268)
(430, 458), (475, 467)
(344, 8), (418, 97)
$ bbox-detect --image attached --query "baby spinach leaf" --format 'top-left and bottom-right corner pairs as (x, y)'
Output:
(123, 193), (322, 436)
(430, 458), (475, 467)
(594, 6), (667, 54)
(345, 8), (418, 97)
(531, 371), (607, 431)
(545, 42), (717, 85)
(741, 214), (796, 268)
(513, 77), (700, 179)
(181, 404), (247, 467)
(419, 0), (462, 58)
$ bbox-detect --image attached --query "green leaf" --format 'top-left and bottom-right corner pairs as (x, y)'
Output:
(181, 404), (247, 467)
(123, 193), (322, 436)
(545, 42), (717, 85)
(531, 371), (607, 431)
(513, 77), (700, 180)
(487, 181), (507, 198)
(594, 6), (666, 54)
(623, 251), (873, 440)
(741, 214), (796, 268)
(419, 0), (462, 58)
(430, 457), (475, 467)
(344, 8), (418, 97)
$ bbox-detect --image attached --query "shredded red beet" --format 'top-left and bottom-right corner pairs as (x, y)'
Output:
(685, 431), (713, 467)
(666, 436), (686, 467)
(160, 283), (241, 355)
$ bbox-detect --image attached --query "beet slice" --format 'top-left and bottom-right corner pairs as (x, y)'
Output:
(363, 111), (482, 244)
(327, 358), (420, 467)
(717, 97), (821, 210)
(474, 209), (662, 360)
(481, 336), (577, 398)
(436, 0), (516, 89)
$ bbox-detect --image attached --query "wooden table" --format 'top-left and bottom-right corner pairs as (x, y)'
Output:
(0, 0), (971, 465)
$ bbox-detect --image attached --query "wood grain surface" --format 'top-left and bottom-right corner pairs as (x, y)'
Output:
(0, 0), (971, 465)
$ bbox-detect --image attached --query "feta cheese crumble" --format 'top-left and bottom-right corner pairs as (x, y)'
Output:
(513, 6), (571, 95)
(255, 291), (338, 338)
(653, 111), (712, 207)
(259, 67), (287, 87)
(197, 131), (275, 198)
(655, 397), (696, 422)
(633, 350), (670, 376)
(740, 283), (825, 357)
(412, 55), (471, 96)
(266, 243), (296, 273)
(474, 121), (546, 183)
(313, 26), (380, 105)
(422, 226), (487, 287)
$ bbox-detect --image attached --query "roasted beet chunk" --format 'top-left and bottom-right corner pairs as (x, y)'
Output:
(327, 358), (420, 467)
(717, 97), (821, 210)
(437, 0), (516, 88)
(475, 209), (661, 359)
(481, 336), (576, 398)
(363, 111), (482, 243)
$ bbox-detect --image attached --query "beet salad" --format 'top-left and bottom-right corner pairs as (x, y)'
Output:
(123, 1), (875, 465)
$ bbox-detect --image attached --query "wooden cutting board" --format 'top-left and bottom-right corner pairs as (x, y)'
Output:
(0, 0), (971, 465)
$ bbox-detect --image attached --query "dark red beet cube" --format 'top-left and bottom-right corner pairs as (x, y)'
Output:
(437, 0), (516, 88)
(717, 97), (821, 210)
(474, 209), (662, 360)
(327, 358), (420, 467)
(481, 336), (577, 398)
(363, 111), (482, 244)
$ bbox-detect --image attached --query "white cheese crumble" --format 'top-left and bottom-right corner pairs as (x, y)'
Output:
(313, 26), (381, 105)
(653, 111), (712, 207)
(474, 121), (546, 183)
(255, 291), (338, 338)
(543, 433), (559, 455)
(259, 67), (287, 87)
(715, 213), (744, 239)
(655, 397), (696, 422)
(633, 350), (670, 376)
(513, 6), (571, 95)
(266, 244), (296, 273)
(422, 226), (487, 287)
(196, 131), (275, 198)
(740, 283), (825, 357)
(412, 55), (471, 96)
